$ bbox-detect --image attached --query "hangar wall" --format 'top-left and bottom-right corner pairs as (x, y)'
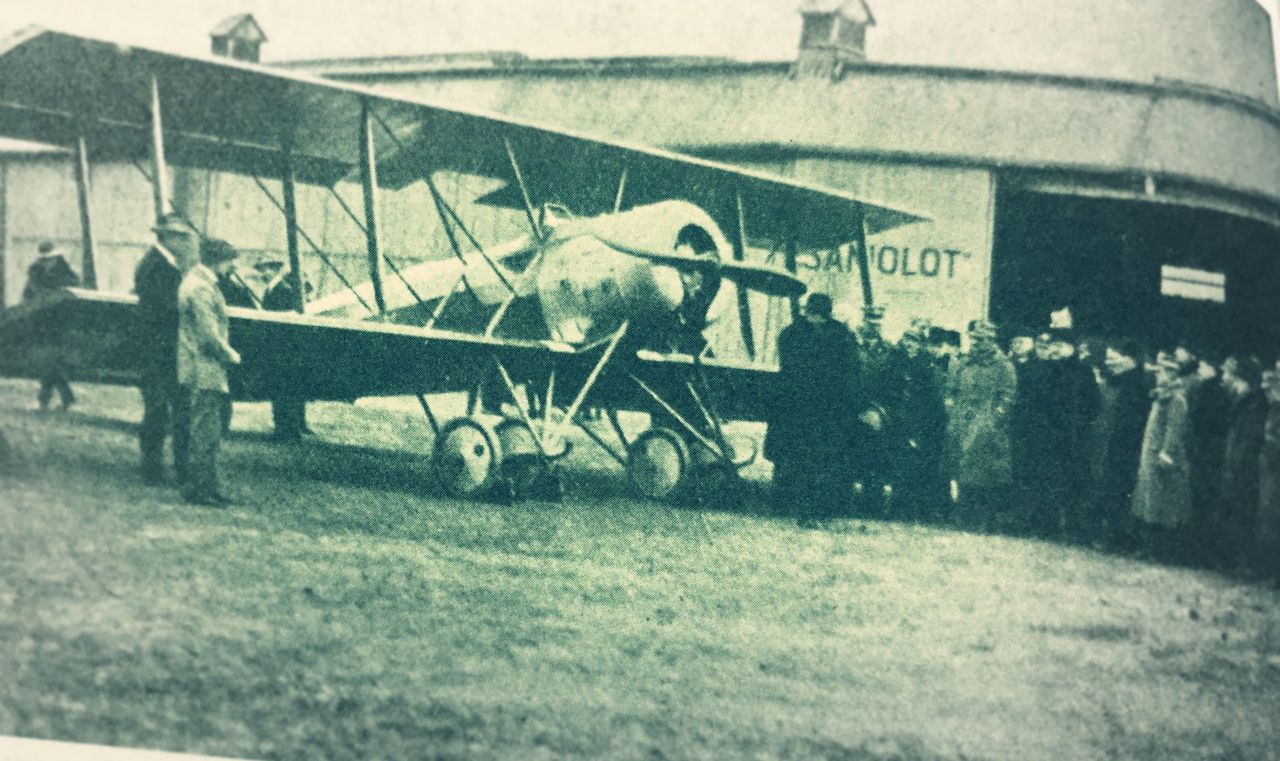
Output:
(351, 64), (1280, 223)
(867, 0), (1278, 107)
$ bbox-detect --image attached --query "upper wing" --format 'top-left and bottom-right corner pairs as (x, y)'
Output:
(0, 27), (923, 253)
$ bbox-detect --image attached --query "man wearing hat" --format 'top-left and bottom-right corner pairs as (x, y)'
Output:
(135, 213), (197, 485)
(765, 292), (872, 524)
(852, 304), (900, 512)
(177, 237), (242, 506)
(892, 318), (950, 520)
(944, 319), (1017, 530)
(260, 259), (314, 440)
(22, 240), (81, 410)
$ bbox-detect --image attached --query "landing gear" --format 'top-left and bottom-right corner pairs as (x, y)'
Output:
(433, 417), (502, 499)
(495, 417), (563, 501)
(626, 427), (689, 500)
(433, 415), (564, 502)
(625, 426), (740, 504)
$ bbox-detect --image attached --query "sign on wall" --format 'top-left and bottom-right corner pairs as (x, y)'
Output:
(782, 158), (995, 339)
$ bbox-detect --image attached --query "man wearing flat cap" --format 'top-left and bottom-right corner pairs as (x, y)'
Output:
(134, 213), (197, 485)
(177, 237), (242, 506)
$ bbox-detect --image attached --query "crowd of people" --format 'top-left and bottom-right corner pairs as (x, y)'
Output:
(22, 215), (309, 507)
(766, 292), (1280, 581)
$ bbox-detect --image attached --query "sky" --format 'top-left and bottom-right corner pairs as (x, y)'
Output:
(0, 0), (1276, 69)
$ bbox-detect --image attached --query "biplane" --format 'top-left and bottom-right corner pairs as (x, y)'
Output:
(0, 28), (923, 501)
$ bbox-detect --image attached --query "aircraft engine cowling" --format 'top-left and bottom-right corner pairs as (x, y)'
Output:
(535, 235), (686, 345)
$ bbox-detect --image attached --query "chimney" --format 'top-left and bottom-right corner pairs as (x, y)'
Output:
(793, 0), (874, 80)
(210, 13), (267, 63)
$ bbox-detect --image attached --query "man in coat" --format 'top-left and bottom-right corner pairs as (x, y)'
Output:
(1258, 363), (1280, 580)
(178, 238), (243, 506)
(22, 240), (81, 410)
(851, 305), (898, 513)
(765, 292), (873, 524)
(260, 260), (313, 440)
(943, 320), (1017, 531)
(892, 319), (949, 521)
(135, 213), (196, 485)
(1217, 355), (1268, 569)
(1094, 339), (1151, 548)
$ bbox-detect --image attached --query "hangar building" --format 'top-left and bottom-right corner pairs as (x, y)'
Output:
(2, 0), (1278, 353)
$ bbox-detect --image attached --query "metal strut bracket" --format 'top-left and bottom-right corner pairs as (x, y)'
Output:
(627, 372), (728, 464)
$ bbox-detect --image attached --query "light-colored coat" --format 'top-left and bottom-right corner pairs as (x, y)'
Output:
(945, 348), (1017, 488)
(1258, 394), (1280, 546)
(1131, 383), (1192, 527)
(177, 266), (236, 393)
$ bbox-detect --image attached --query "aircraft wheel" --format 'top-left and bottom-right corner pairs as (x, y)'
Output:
(687, 442), (737, 505)
(434, 417), (503, 499)
(626, 427), (690, 501)
(495, 418), (549, 499)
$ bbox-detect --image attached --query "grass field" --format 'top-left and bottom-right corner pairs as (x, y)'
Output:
(2, 378), (1279, 760)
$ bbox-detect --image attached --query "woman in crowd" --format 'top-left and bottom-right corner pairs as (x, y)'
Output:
(1131, 355), (1193, 560)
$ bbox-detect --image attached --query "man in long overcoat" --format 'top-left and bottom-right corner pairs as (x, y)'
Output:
(261, 261), (313, 440)
(765, 293), (870, 523)
(1217, 355), (1268, 569)
(1130, 357), (1193, 560)
(135, 214), (196, 485)
(1258, 363), (1280, 580)
(1093, 339), (1151, 547)
(944, 320), (1017, 530)
(178, 238), (242, 506)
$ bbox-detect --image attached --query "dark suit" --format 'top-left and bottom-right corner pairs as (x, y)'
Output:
(134, 246), (189, 482)
(1094, 367), (1150, 542)
(23, 253), (80, 408)
(765, 318), (865, 519)
(262, 274), (309, 439)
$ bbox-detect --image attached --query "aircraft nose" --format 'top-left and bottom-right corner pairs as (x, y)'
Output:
(651, 265), (685, 312)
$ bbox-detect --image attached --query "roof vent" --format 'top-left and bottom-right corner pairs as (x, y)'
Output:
(210, 13), (267, 63)
(793, 0), (875, 80)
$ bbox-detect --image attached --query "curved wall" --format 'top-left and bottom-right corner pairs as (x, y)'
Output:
(867, 0), (1278, 106)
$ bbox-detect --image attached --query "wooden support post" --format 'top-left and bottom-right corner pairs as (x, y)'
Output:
(147, 76), (170, 223)
(73, 135), (98, 289)
(280, 138), (304, 313)
(359, 100), (387, 314)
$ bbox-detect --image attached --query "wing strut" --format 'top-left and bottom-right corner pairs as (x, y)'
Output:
(852, 215), (875, 309)
(730, 193), (757, 360)
(358, 100), (387, 315)
(73, 135), (98, 289)
(147, 76), (170, 222)
(784, 217), (801, 321)
(503, 138), (543, 241)
(613, 168), (628, 213)
(280, 136), (306, 313)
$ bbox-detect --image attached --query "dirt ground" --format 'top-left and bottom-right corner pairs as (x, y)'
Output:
(1, 378), (1279, 761)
